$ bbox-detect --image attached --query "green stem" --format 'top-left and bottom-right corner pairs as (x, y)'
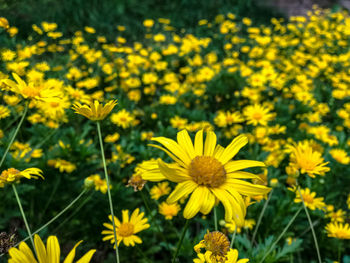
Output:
(12, 184), (37, 257)
(296, 184), (322, 263)
(0, 102), (28, 169)
(97, 122), (120, 263)
(172, 219), (190, 263)
(251, 189), (273, 245)
(214, 206), (218, 231)
(38, 176), (61, 224)
(53, 190), (93, 233)
(16, 189), (87, 246)
(230, 225), (237, 248)
(259, 207), (302, 263)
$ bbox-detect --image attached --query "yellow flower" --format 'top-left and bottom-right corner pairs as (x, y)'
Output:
(84, 174), (108, 194)
(293, 188), (326, 211)
(326, 209), (346, 223)
(143, 19), (154, 27)
(72, 100), (118, 121)
(8, 234), (96, 263)
(150, 182), (171, 200)
(0, 168), (43, 187)
(329, 149), (350, 165)
(0, 105), (11, 119)
(145, 130), (270, 225)
(102, 208), (150, 247)
(243, 104), (274, 126)
(325, 222), (350, 239)
(48, 159), (76, 173)
(287, 141), (330, 178)
(194, 231), (249, 263)
(110, 109), (135, 129)
(1, 73), (57, 100)
(0, 17), (9, 29)
(159, 202), (180, 220)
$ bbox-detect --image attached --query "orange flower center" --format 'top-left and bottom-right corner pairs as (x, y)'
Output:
(0, 168), (20, 182)
(118, 223), (134, 237)
(204, 231), (230, 260)
(302, 193), (314, 204)
(252, 111), (263, 120)
(189, 156), (226, 188)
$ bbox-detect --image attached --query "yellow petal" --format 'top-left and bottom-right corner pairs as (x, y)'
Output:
(177, 129), (196, 159)
(183, 186), (205, 218)
(218, 135), (248, 164)
(167, 180), (197, 203)
(76, 249), (96, 263)
(227, 171), (262, 180)
(34, 234), (47, 263)
(203, 131), (217, 156)
(199, 190), (216, 215)
(47, 236), (60, 263)
(194, 130), (204, 156)
(158, 160), (191, 183)
(63, 241), (83, 263)
(224, 160), (265, 173)
(226, 179), (271, 196)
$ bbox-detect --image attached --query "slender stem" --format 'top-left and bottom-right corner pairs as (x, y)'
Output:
(12, 184), (37, 257)
(259, 207), (302, 263)
(97, 122), (120, 263)
(172, 219), (190, 263)
(252, 189), (273, 245)
(53, 190), (93, 233)
(0, 102), (28, 169)
(39, 176), (61, 224)
(230, 225), (237, 248)
(214, 206), (218, 231)
(296, 185), (322, 263)
(140, 190), (170, 250)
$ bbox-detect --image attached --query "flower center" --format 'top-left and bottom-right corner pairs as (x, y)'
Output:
(118, 223), (134, 237)
(302, 193), (314, 204)
(189, 156), (226, 188)
(22, 86), (40, 98)
(252, 112), (262, 120)
(204, 231), (230, 261)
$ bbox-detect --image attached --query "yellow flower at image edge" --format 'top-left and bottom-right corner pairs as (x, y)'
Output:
(194, 231), (249, 263)
(145, 129), (270, 225)
(0, 168), (43, 187)
(72, 100), (118, 121)
(325, 222), (350, 239)
(102, 208), (150, 247)
(8, 234), (96, 263)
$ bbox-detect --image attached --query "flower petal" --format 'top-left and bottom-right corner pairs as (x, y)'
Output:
(204, 131), (217, 156)
(167, 180), (197, 203)
(177, 129), (195, 159)
(217, 135), (248, 164)
(224, 160), (265, 173)
(183, 187), (205, 218)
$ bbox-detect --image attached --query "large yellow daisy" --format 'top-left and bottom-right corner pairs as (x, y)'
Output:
(145, 129), (270, 226)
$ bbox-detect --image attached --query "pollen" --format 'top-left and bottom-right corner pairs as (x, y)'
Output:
(189, 156), (226, 188)
(117, 223), (134, 237)
(203, 231), (230, 260)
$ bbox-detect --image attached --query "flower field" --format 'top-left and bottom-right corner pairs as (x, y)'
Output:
(0, 5), (349, 263)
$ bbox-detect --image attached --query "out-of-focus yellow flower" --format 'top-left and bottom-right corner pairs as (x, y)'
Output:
(110, 109), (135, 129)
(48, 159), (76, 173)
(8, 234), (96, 263)
(0, 168), (43, 187)
(150, 182), (171, 200)
(329, 149), (350, 165)
(102, 208), (150, 247)
(159, 202), (180, 220)
(292, 187), (326, 211)
(143, 19), (154, 27)
(325, 222), (350, 239)
(72, 100), (118, 121)
(84, 174), (108, 194)
(0, 17), (9, 29)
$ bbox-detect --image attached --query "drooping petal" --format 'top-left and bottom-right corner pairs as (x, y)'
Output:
(226, 179), (271, 196)
(167, 180), (198, 203)
(217, 135), (248, 164)
(227, 171), (263, 181)
(148, 144), (187, 167)
(183, 187), (205, 218)
(200, 189), (216, 215)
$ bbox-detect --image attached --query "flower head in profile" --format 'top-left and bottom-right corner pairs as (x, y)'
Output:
(8, 234), (96, 263)
(102, 208), (150, 247)
(144, 130), (270, 226)
(84, 174), (108, 194)
(0, 168), (43, 187)
(286, 141), (330, 178)
(194, 231), (249, 263)
(325, 222), (350, 239)
(72, 100), (118, 121)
